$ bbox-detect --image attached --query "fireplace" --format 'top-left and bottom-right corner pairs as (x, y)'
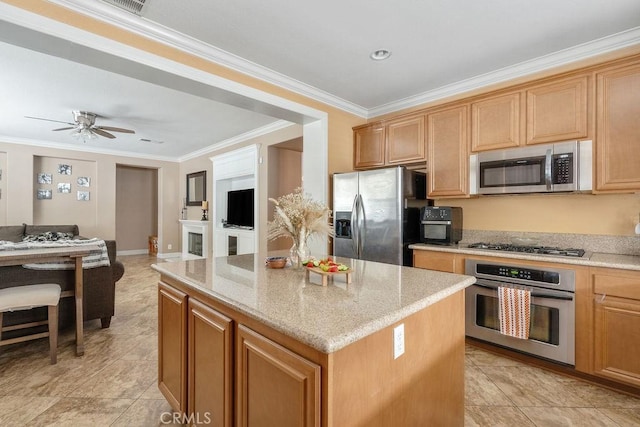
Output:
(179, 220), (209, 259)
(188, 232), (203, 256)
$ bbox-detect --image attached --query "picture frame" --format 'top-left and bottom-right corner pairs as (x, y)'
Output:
(37, 189), (52, 200)
(77, 176), (91, 187)
(58, 164), (72, 175)
(58, 183), (71, 193)
(38, 173), (52, 184)
(77, 190), (90, 201)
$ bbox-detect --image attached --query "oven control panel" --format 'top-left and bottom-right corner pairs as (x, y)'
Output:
(476, 264), (560, 284)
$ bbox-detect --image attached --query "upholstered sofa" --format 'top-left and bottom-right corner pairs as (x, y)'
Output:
(0, 224), (125, 333)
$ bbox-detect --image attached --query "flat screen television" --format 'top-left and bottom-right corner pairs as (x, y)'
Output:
(226, 189), (254, 228)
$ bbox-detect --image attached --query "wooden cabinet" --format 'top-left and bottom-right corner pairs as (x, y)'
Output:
(188, 298), (233, 427)
(386, 115), (425, 164)
(413, 250), (463, 273)
(158, 282), (188, 413)
(354, 115), (425, 169)
(354, 124), (386, 168)
(236, 325), (321, 427)
(592, 268), (640, 387)
(525, 75), (589, 144)
(595, 59), (640, 192)
(426, 104), (470, 197)
(471, 91), (523, 151)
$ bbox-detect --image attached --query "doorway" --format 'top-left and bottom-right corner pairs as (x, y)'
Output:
(115, 165), (158, 254)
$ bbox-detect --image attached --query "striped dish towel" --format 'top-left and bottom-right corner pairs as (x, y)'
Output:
(498, 286), (531, 339)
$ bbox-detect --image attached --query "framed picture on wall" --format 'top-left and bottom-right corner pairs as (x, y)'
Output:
(37, 189), (52, 200)
(58, 164), (72, 175)
(77, 176), (90, 187)
(77, 190), (90, 201)
(37, 173), (52, 184)
(58, 183), (71, 193)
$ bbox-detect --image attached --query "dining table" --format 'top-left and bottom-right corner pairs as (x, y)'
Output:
(0, 244), (101, 356)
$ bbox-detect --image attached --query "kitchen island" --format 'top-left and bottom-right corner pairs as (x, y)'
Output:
(152, 254), (475, 426)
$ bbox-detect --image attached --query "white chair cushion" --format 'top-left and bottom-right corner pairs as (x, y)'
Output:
(0, 284), (61, 312)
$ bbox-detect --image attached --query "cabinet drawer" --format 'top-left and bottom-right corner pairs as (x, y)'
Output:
(593, 270), (640, 301)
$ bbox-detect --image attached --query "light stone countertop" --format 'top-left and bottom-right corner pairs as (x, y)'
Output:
(152, 254), (475, 353)
(410, 243), (640, 271)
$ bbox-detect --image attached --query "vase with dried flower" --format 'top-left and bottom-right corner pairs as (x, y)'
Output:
(267, 188), (333, 268)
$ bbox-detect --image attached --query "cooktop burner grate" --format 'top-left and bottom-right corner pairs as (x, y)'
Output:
(466, 242), (586, 258)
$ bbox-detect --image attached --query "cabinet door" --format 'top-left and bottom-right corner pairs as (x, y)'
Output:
(426, 104), (469, 197)
(237, 232), (255, 255)
(596, 61), (640, 191)
(413, 250), (461, 273)
(594, 296), (640, 387)
(387, 115), (425, 164)
(188, 299), (233, 427)
(158, 282), (188, 413)
(526, 76), (588, 145)
(471, 91), (522, 151)
(354, 125), (386, 169)
(236, 325), (320, 427)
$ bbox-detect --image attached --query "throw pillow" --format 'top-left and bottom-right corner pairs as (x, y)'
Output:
(23, 231), (75, 242)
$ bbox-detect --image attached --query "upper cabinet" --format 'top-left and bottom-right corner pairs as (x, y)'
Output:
(595, 58), (640, 192)
(525, 76), (589, 145)
(471, 91), (523, 151)
(354, 115), (425, 169)
(426, 104), (470, 198)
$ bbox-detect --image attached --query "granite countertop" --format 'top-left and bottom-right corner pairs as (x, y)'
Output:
(410, 243), (640, 271)
(152, 254), (475, 353)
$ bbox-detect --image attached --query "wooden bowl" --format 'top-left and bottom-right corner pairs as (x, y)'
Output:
(265, 256), (287, 269)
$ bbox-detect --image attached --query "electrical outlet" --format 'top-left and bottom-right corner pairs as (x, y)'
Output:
(167, 244), (172, 250)
(393, 324), (405, 359)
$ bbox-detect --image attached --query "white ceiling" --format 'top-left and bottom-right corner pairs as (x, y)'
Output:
(1, 0), (639, 159)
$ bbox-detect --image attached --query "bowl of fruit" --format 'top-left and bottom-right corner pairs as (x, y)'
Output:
(303, 257), (350, 273)
(265, 256), (288, 269)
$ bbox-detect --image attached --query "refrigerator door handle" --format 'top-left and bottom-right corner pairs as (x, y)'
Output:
(358, 194), (365, 257)
(350, 194), (359, 257)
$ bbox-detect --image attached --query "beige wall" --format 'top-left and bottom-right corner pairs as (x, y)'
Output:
(267, 145), (302, 251)
(0, 141), (180, 249)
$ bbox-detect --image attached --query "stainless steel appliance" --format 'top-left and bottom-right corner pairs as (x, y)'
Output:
(419, 206), (463, 245)
(465, 258), (576, 365)
(333, 167), (425, 266)
(466, 242), (586, 258)
(470, 140), (592, 195)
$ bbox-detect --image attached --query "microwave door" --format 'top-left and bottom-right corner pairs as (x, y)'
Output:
(479, 156), (548, 194)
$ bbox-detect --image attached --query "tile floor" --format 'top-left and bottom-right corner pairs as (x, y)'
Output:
(0, 254), (638, 426)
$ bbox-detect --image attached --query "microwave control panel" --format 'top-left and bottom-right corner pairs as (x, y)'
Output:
(421, 207), (461, 221)
(552, 153), (574, 184)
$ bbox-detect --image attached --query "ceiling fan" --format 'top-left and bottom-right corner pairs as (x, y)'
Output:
(25, 111), (135, 140)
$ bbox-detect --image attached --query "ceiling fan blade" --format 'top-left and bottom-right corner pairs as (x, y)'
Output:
(52, 127), (76, 131)
(92, 129), (116, 139)
(25, 116), (75, 126)
(95, 126), (135, 134)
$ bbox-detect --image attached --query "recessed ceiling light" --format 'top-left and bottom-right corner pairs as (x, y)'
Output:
(370, 49), (391, 61)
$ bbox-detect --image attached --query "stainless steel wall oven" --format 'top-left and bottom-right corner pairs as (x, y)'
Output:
(465, 259), (576, 365)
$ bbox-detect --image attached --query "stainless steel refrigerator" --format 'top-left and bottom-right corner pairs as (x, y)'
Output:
(333, 166), (426, 266)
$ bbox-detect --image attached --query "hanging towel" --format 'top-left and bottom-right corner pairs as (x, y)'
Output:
(498, 287), (531, 339)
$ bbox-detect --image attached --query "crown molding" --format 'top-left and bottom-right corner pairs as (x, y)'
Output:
(48, 0), (369, 118)
(0, 135), (181, 162)
(178, 120), (295, 162)
(368, 26), (640, 118)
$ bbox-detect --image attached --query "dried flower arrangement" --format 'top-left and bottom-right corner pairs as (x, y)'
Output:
(267, 188), (333, 266)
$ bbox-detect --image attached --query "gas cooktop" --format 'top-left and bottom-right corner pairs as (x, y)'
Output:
(466, 242), (586, 258)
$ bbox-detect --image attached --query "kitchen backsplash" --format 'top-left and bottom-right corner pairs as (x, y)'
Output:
(460, 230), (640, 256)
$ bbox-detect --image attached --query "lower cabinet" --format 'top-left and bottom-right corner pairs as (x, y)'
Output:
(592, 268), (640, 387)
(236, 325), (320, 427)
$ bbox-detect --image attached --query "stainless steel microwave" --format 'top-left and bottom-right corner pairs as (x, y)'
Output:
(470, 140), (592, 195)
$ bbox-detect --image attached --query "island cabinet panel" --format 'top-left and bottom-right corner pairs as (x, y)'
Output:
(158, 282), (188, 413)
(595, 59), (640, 192)
(413, 250), (463, 274)
(592, 268), (640, 387)
(354, 125), (386, 169)
(471, 91), (523, 152)
(188, 298), (233, 427)
(386, 115), (426, 165)
(426, 104), (470, 198)
(525, 75), (589, 145)
(236, 325), (321, 427)
(328, 291), (465, 427)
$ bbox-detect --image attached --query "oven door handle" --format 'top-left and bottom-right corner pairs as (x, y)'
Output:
(472, 282), (574, 301)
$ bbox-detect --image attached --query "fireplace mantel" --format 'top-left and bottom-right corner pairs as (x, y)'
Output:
(179, 220), (209, 259)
